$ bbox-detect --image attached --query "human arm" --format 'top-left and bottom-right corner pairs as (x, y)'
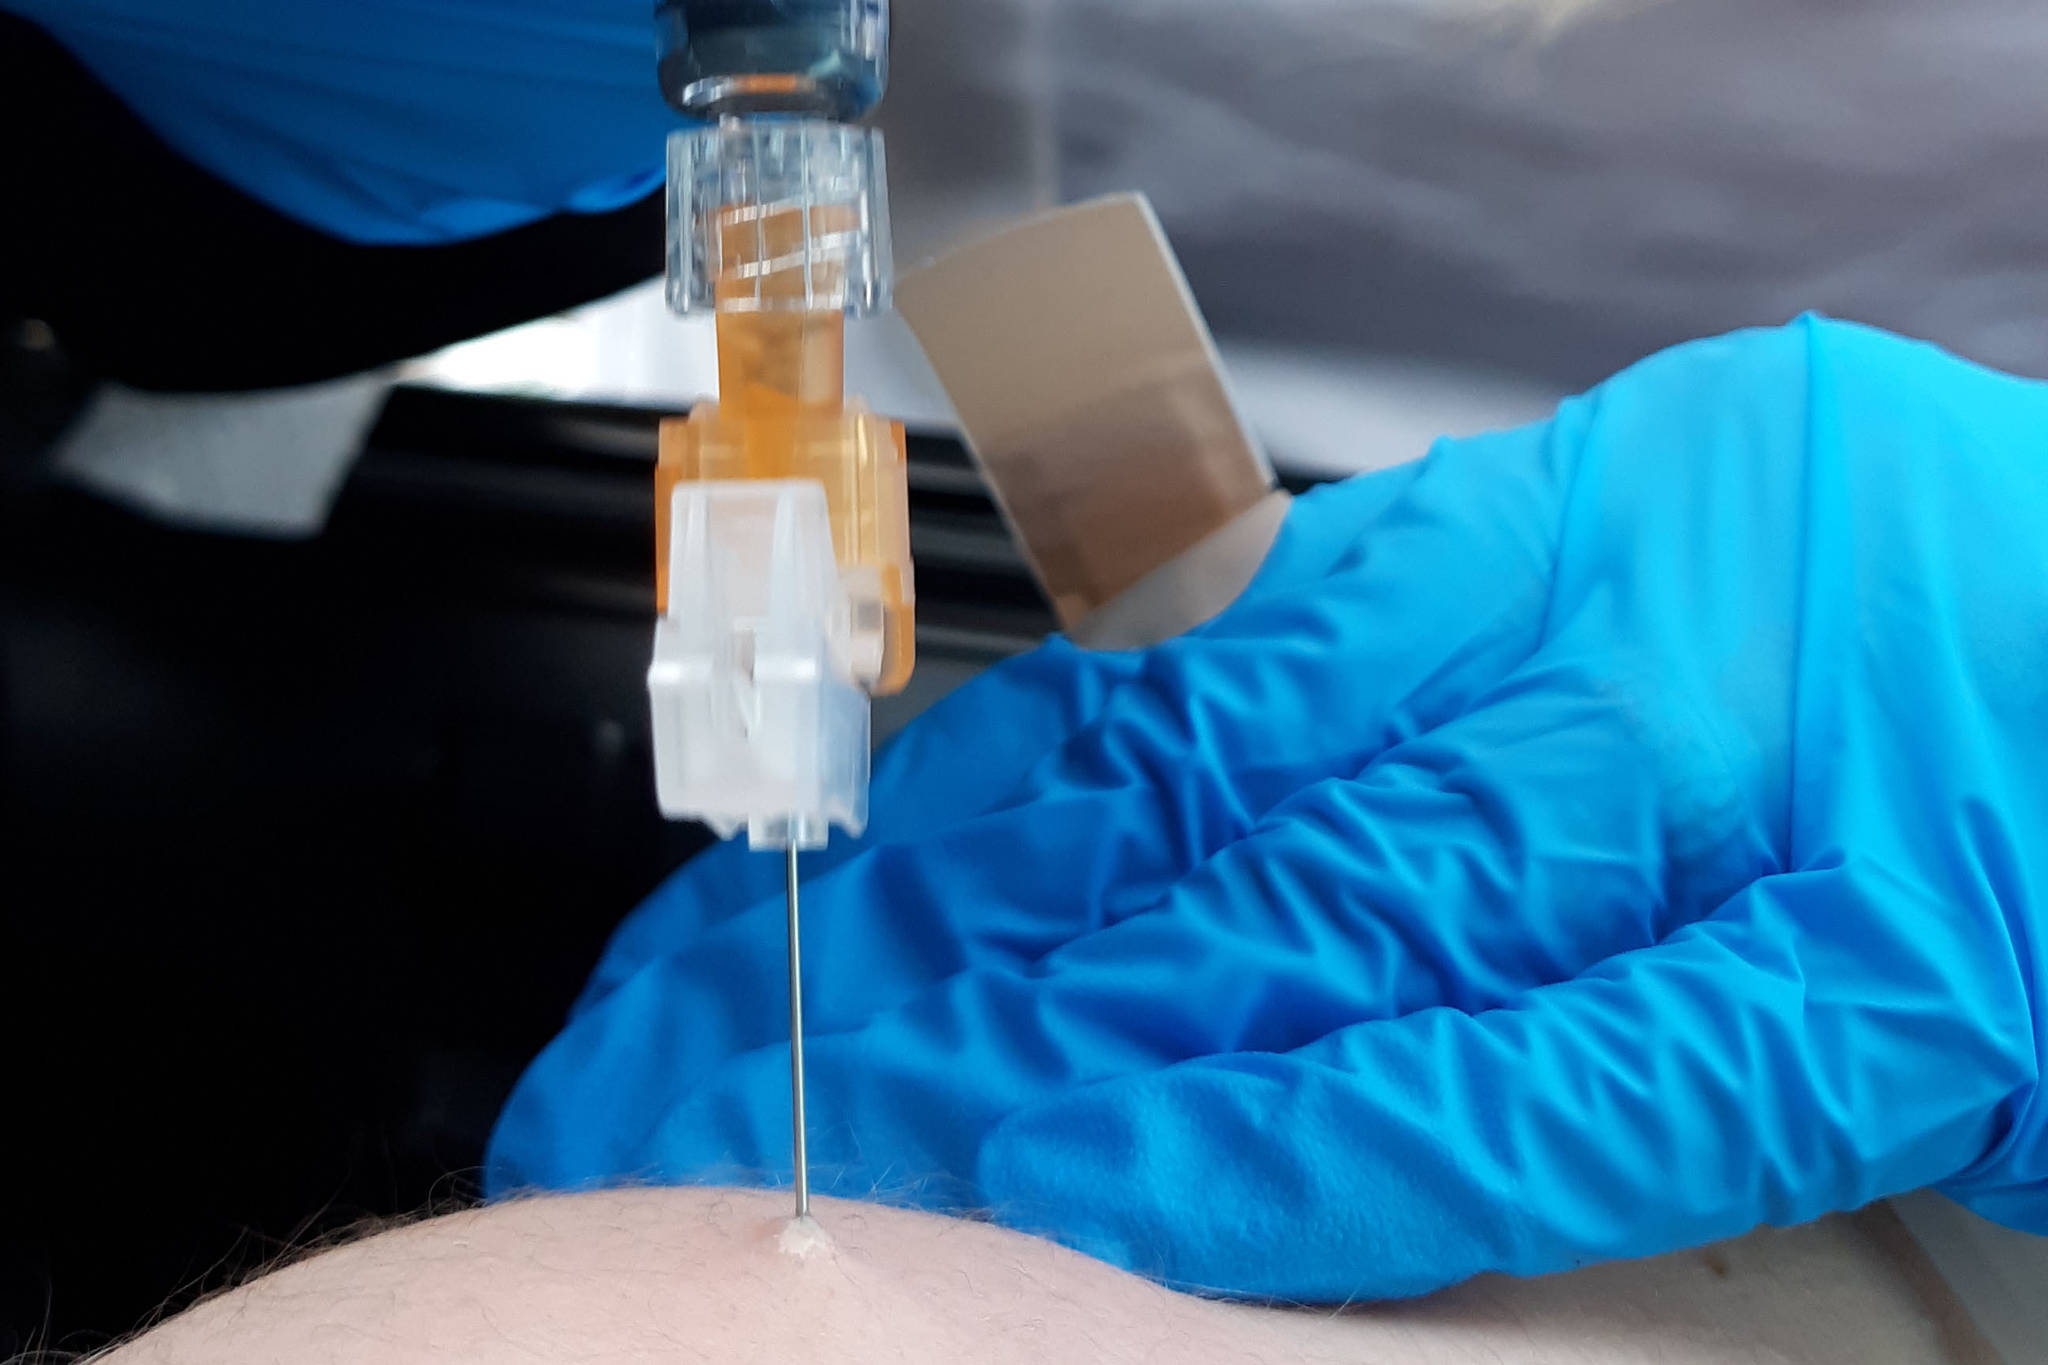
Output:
(100, 1187), (1990, 1365)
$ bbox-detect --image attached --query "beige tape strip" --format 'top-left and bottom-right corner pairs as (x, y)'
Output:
(1068, 490), (1293, 650)
(898, 194), (1274, 631)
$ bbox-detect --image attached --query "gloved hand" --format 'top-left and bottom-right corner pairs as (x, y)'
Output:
(488, 316), (2047, 1301)
(3, 0), (675, 243)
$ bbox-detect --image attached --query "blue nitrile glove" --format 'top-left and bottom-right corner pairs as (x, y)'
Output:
(488, 316), (2047, 1301)
(3, 0), (674, 244)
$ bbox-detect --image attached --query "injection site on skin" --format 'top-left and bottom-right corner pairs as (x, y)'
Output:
(778, 1213), (834, 1260)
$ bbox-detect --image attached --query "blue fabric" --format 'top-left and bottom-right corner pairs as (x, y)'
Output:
(489, 317), (2048, 1300)
(3, 0), (675, 244)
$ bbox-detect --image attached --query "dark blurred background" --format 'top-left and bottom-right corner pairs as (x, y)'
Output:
(7, 0), (2048, 1355)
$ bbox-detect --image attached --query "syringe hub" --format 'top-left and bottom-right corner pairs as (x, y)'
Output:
(666, 119), (892, 320)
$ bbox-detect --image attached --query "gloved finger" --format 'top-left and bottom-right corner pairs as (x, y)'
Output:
(583, 462), (1438, 1011)
(977, 863), (2036, 1302)
(517, 757), (1255, 1187)
(505, 680), (1217, 1186)
(515, 653), (1739, 1198)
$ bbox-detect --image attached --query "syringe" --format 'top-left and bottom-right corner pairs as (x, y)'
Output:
(646, 2), (910, 1224)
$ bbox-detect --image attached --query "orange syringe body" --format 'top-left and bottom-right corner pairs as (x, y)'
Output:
(654, 202), (916, 697)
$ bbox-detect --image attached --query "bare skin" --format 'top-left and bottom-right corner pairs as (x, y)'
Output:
(102, 1188), (1995, 1365)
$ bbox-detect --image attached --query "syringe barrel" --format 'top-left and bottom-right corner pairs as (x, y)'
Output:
(656, 0), (889, 122)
